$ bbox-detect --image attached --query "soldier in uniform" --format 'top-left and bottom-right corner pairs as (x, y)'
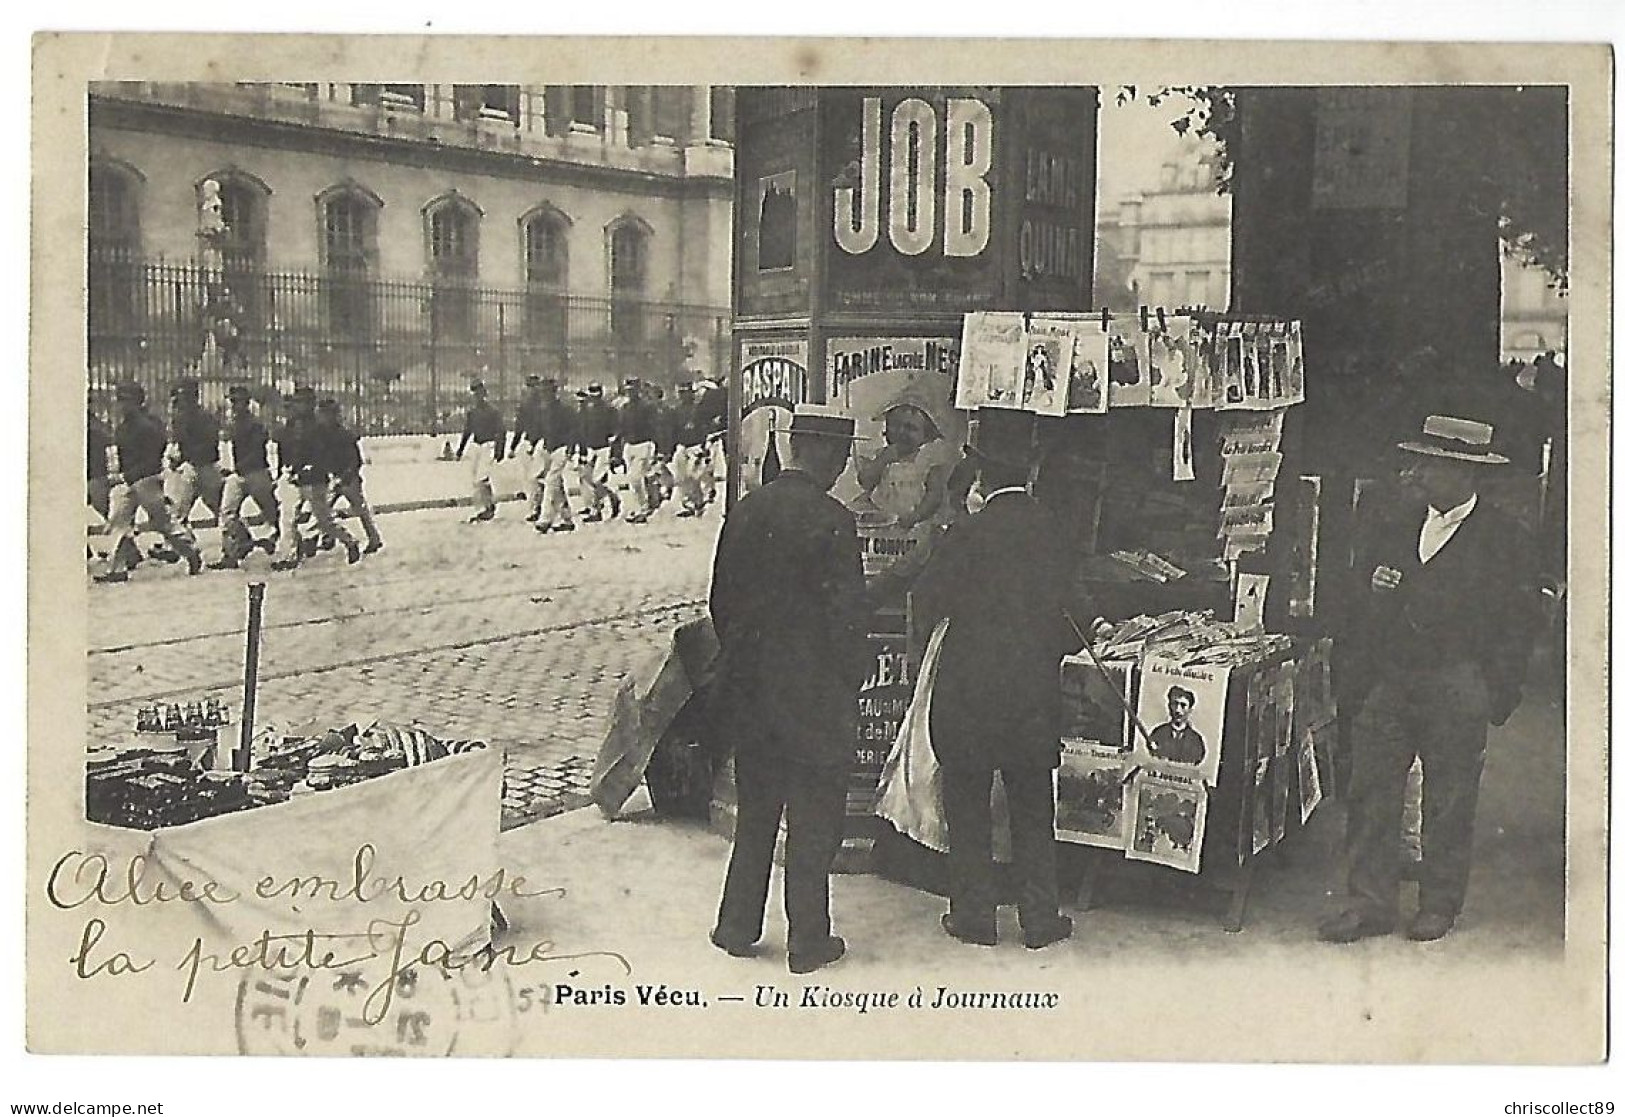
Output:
(616, 378), (661, 525)
(165, 377), (224, 552)
(575, 384), (619, 522)
(707, 408), (869, 975)
(510, 374), (550, 523)
(456, 380), (507, 523)
(317, 398), (384, 555)
(270, 387), (360, 569)
(212, 384), (280, 568)
(668, 382), (709, 518)
(98, 382), (203, 582)
(532, 378), (579, 535)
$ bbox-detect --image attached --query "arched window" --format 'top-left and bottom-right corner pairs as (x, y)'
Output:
(521, 206), (570, 347)
(318, 184), (382, 337)
(424, 193), (481, 342)
(200, 169), (271, 329)
(607, 216), (651, 351)
(88, 159), (144, 343)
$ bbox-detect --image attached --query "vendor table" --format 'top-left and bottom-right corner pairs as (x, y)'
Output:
(50, 748), (506, 1055)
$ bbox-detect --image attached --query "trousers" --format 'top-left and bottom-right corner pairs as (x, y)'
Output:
(220, 467), (279, 559)
(715, 749), (847, 951)
(672, 443), (709, 511)
(333, 474), (383, 548)
(535, 446), (576, 527)
(622, 440), (657, 519)
(579, 446), (615, 517)
(1345, 659), (1490, 920)
(165, 461), (223, 538)
(107, 475), (197, 571)
(939, 763), (1060, 933)
(274, 475), (355, 561)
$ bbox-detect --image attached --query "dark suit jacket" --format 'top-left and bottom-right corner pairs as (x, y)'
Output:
(913, 491), (1082, 771)
(1345, 494), (1538, 719)
(1148, 722), (1206, 765)
(706, 470), (869, 768)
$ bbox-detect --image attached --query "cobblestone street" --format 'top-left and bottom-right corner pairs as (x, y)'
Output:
(87, 503), (719, 828)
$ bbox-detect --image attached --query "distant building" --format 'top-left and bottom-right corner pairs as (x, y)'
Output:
(87, 83), (735, 430)
(1095, 138), (1232, 315)
(1500, 251), (1567, 363)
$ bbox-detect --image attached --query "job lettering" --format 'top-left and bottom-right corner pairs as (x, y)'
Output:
(833, 96), (993, 259)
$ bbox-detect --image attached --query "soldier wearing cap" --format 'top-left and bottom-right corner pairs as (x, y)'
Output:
(456, 380), (507, 523)
(616, 377), (661, 524)
(574, 383), (619, 522)
(510, 374), (551, 523)
(316, 397), (383, 555)
(270, 386), (360, 568)
(707, 407), (869, 976)
(1319, 413), (1539, 945)
(212, 384), (279, 568)
(165, 376), (224, 551)
(97, 382), (202, 581)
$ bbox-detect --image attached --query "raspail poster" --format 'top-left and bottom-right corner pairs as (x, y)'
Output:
(954, 310), (1026, 411)
(1105, 313), (1150, 407)
(1021, 316), (1074, 415)
(1055, 740), (1133, 850)
(736, 337), (809, 498)
(827, 336), (966, 581)
(1060, 315), (1109, 414)
(1134, 658), (1228, 786)
(1059, 655), (1132, 750)
(1125, 770), (1208, 873)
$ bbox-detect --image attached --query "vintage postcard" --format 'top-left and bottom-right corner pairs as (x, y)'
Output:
(27, 33), (1609, 1073)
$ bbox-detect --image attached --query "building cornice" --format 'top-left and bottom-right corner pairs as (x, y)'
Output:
(89, 94), (732, 203)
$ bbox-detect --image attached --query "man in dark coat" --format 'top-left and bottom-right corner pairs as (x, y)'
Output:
(707, 408), (869, 975)
(98, 382), (203, 582)
(910, 411), (1082, 950)
(1147, 685), (1207, 766)
(456, 380), (506, 523)
(1320, 413), (1539, 944)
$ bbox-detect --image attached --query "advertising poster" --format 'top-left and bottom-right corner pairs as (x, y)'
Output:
(1021, 316), (1074, 415)
(1126, 770), (1208, 873)
(827, 335), (966, 581)
(1055, 740), (1132, 850)
(955, 311), (1027, 411)
(1105, 314), (1150, 407)
(1299, 726), (1324, 824)
(755, 170), (798, 272)
(1134, 658), (1228, 786)
(1059, 655), (1132, 749)
(1062, 316), (1109, 414)
(736, 337), (809, 499)
(735, 89), (818, 317)
(1144, 314), (1200, 408)
(851, 624), (912, 825)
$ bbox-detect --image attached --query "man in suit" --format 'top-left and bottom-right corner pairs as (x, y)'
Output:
(1320, 414), (1539, 944)
(910, 409), (1082, 950)
(1147, 686), (1207, 766)
(707, 408), (869, 975)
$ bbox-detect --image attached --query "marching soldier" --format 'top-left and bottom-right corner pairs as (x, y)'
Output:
(617, 378), (661, 525)
(165, 377), (224, 551)
(211, 384), (280, 569)
(575, 384), (619, 522)
(510, 374), (550, 523)
(456, 380), (506, 523)
(270, 387), (360, 570)
(97, 382), (202, 582)
(669, 382), (710, 517)
(532, 378), (579, 535)
(317, 398), (384, 555)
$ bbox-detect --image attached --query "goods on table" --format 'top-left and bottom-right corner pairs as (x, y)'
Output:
(87, 720), (487, 830)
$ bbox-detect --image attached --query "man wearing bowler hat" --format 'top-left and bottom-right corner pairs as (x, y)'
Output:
(1320, 414), (1539, 944)
(707, 406), (869, 975)
(910, 408), (1082, 950)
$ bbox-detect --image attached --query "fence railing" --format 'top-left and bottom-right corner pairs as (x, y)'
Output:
(87, 253), (732, 435)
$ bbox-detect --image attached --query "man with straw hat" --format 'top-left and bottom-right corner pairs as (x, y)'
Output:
(1319, 413), (1539, 944)
(707, 406), (869, 975)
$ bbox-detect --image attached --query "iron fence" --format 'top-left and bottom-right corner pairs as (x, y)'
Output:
(87, 253), (732, 435)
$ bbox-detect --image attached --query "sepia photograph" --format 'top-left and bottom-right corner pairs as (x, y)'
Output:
(23, 29), (1609, 1085)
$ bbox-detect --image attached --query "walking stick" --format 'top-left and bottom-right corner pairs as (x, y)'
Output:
(1063, 610), (1157, 785)
(235, 581), (266, 772)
